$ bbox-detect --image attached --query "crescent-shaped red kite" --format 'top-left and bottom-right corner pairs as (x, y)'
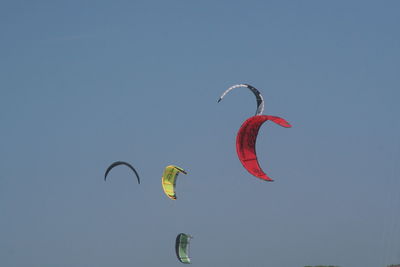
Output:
(236, 115), (292, 181)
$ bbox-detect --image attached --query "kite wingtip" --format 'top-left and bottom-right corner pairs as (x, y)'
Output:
(259, 175), (274, 182)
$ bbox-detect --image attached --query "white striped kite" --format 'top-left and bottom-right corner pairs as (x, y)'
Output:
(217, 84), (265, 115)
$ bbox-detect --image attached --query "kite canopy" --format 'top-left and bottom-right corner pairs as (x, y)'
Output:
(104, 161), (140, 184)
(217, 84), (265, 115)
(175, 233), (192, 264)
(236, 115), (291, 181)
(161, 165), (187, 200)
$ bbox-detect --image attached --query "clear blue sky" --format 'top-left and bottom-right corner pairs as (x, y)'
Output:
(1, 1), (399, 267)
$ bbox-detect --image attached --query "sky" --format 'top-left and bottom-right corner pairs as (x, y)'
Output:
(1, 1), (399, 267)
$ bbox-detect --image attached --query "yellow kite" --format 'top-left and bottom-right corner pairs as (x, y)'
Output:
(161, 165), (187, 200)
